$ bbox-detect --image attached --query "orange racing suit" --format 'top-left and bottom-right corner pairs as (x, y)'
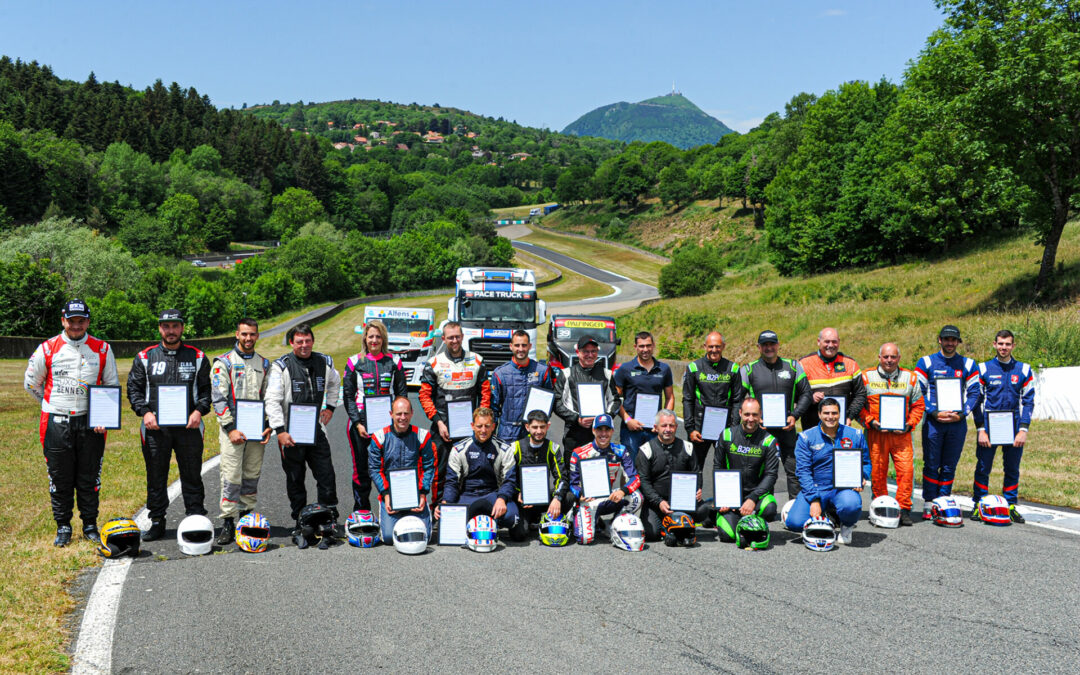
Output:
(858, 366), (924, 510)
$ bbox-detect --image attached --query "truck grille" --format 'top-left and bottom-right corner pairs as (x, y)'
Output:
(470, 340), (513, 368)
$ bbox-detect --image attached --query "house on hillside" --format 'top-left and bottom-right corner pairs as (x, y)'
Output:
(396, 143), (409, 151)
(333, 142), (355, 151)
(353, 123), (364, 129)
(466, 131), (477, 139)
(354, 136), (368, 144)
(423, 131), (444, 144)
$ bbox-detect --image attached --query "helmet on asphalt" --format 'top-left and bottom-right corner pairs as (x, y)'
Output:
(235, 512), (271, 553)
(802, 516), (837, 551)
(346, 510), (381, 548)
(539, 513), (572, 547)
(931, 497), (964, 528)
(466, 515), (498, 552)
(661, 512), (696, 547)
(978, 495), (1012, 526)
(391, 516), (428, 555)
(735, 514), (771, 550)
(869, 496), (902, 529)
(296, 503), (336, 549)
(176, 515), (214, 556)
(574, 505), (596, 545)
(610, 513), (645, 551)
(780, 499), (796, 527)
(97, 518), (141, 558)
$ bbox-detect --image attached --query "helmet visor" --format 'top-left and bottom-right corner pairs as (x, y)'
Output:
(617, 528), (644, 539)
(239, 526), (270, 539)
(181, 530), (213, 543)
(470, 530), (497, 541)
(874, 506), (901, 518)
(397, 531), (427, 543)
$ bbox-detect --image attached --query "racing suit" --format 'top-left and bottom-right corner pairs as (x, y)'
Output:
(972, 358), (1035, 505)
(491, 358), (558, 442)
(799, 351), (866, 429)
(713, 425), (780, 541)
(210, 345), (270, 519)
(567, 441), (642, 525)
(511, 437), (574, 523)
(342, 351), (406, 512)
(682, 356), (744, 472)
(858, 366), (924, 510)
(442, 435), (524, 538)
(785, 424), (870, 530)
(637, 436), (709, 541)
(418, 349), (490, 503)
(553, 361), (622, 467)
(915, 352), (980, 502)
(127, 342), (212, 520)
(369, 424), (436, 541)
(24, 332), (118, 527)
(613, 358), (674, 462)
(740, 357), (812, 499)
(265, 351), (340, 521)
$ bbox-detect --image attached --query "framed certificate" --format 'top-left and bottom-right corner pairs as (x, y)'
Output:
(833, 449), (863, 489)
(579, 457), (610, 499)
(936, 377), (963, 412)
(156, 384), (189, 427)
(234, 399), (265, 440)
(713, 470), (743, 509)
(700, 406), (728, 441)
(577, 383), (605, 417)
(878, 394), (908, 432)
(88, 385), (121, 430)
(523, 387), (555, 420)
(633, 393), (661, 428)
(825, 396), (847, 424)
(438, 504), (468, 546)
(987, 411), (1015, 446)
(287, 404), (318, 445)
(447, 400), (473, 439)
(388, 468), (420, 511)
(365, 395), (392, 432)
(761, 393), (787, 428)
(669, 472), (698, 512)
(520, 464), (550, 505)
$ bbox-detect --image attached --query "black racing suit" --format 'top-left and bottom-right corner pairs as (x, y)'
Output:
(552, 361), (622, 467)
(636, 436), (711, 541)
(512, 437), (575, 523)
(712, 425), (780, 541)
(739, 357), (812, 498)
(127, 342), (212, 520)
(681, 356), (744, 472)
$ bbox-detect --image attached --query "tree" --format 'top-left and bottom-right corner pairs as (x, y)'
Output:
(0, 254), (66, 336)
(658, 245), (723, 297)
(265, 187), (325, 240)
(157, 193), (204, 253)
(555, 166), (592, 205)
(658, 163), (694, 208)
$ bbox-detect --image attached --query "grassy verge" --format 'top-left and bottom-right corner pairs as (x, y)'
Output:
(511, 248), (560, 285)
(516, 226), (664, 287)
(514, 249), (613, 304)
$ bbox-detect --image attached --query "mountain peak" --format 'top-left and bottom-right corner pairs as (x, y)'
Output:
(562, 93), (732, 149)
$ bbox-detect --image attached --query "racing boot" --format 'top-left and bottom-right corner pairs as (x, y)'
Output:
(969, 507), (982, 522)
(1009, 505), (1026, 524)
(216, 517), (235, 546)
(82, 522), (101, 546)
(143, 518), (166, 542)
(54, 523), (73, 547)
(898, 509), (913, 527)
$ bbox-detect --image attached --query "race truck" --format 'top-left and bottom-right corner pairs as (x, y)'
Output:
(443, 267), (546, 369)
(355, 306), (436, 387)
(546, 315), (620, 369)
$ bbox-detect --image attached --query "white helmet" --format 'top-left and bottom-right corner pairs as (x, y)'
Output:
(802, 516), (837, 552)
(177, 515), (214, 556)
(869, 495), (901, 529)
(574, 504), (596, 544)
(392, 516), (428, 555)
(610, 513), (645, 551)
(466, 515), (498, 552)
(780, 499), (796, 527)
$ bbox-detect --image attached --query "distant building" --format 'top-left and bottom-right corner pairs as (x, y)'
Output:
(396, 143), (409, 151)
(354, 136), (368, 144)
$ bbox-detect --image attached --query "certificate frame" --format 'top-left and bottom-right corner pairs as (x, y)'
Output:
(669, 472), (698, 512)
(234, 399), (265, 440)
(388, 468), (420, 511)
(579, 457), (611, 499)
(287, 403), (319, 445)
(712, 470), (743, 509)
(832, 449), (863, 489)
(519, 464), (551, 505)
(438, 504), (468, 546)
(633, 393), (661, 429)
(364, 395), (393, 432)
(576, 383), (605, 417)
(761, 393), (787, 429)
(936, 377), (963, 412)
(987, 411), (1016, 446)
(88, 385), (122, 430)
(700, 406), (728, 441)
(877, 394), (908, 432)
(447, 400), (473, 439)
(155, 384), (189, 427)
(522, 387), (556, 420)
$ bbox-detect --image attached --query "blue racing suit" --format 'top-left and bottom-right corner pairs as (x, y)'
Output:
(785, 424), (870, 529)
(972, 358), (1035, 504)
(442, 435), (522, 532)
(490, 358), (558, 442)
(567, 441), (643, 520)
(369, 424), (436, 541)
(915, 352), (980, 502)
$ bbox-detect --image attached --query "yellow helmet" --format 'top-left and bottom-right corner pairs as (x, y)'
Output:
(97, 518), (142, 558)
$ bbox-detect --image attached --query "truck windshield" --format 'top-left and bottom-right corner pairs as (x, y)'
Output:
(460, 298), (536, 323)
(379, 318), (430, 334)
(553, 326), (616, 343)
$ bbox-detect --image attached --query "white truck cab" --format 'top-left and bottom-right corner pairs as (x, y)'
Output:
(356, 306), (436, 387)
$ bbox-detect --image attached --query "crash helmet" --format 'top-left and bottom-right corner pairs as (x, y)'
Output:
(610, 513), (645, 551)
(466, 515), (498, 553)
(296, 502), (335, 548)
(780, 499), (796, 527)
(574, 504), (596, 545)
(931, 496), (964, 528)
(391, 516), (428, 555)
(176, 515), (214, 556)
(236, 512), (271, 553)
(538, 512), (572, 547)
(735, 514), (770, 550)
(869, 495), (902, 529)
(346, 510), (381, 548)
(662, 512), (697, 547)
(978, 495), (1011, 526)
(97, 518), (141, 558)
(802, 516), (837, 551)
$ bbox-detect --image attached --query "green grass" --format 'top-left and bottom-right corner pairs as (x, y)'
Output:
(513, 249), (613, 304)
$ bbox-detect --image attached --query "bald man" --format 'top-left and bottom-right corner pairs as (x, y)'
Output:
(682, 332), (744, 472)
(799, 328), (866, 431)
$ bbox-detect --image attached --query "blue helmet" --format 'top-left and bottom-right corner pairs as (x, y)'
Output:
(466, 515), (498, 552)
(346, 510), (380, 547)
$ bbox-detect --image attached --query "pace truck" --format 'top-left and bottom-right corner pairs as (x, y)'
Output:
(443, 267), (546, 369)
(356, 306), (436, 387)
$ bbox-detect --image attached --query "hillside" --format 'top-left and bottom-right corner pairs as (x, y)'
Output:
(562, 93), (733, 149)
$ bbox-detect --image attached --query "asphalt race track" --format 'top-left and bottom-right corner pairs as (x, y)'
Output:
(88, 399), (1080, 673)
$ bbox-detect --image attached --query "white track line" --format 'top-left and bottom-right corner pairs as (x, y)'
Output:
(71, 455), (221, 674)
(886, 481), (1079, 536)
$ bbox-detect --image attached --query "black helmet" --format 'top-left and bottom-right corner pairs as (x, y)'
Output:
(661, 512), (697, 547)
(296, 503), (336, 549)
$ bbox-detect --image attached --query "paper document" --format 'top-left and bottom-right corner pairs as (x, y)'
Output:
(439, 505), (467, 546)
(447, 400), (473, 439)
(388, 468), (420, 510)
(577, 383), (605, 417)
(365, 395), (392, 432)
(579, 457), (611, 499)
(701, 406), (728, 441)
(634, 393), (661, 429)
(523, 387), (555, 420)
(520, 464), (551, 505)
(287, 404), (318, 445)
(88, 386), (121, 430)
(713, 471), (743, 509)
(987, 411), (1016, 446)
(235, 399), (264, 441)
(669, 472), (698, 512)
(761, 393), (787, 428)
(833, 449), (863, 489)
(156, 385), (189, 427)
(878, 395), (907, 432)
(937, 377), (963, 412)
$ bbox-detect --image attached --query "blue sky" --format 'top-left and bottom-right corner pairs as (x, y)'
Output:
(0, 1), (946, 133)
